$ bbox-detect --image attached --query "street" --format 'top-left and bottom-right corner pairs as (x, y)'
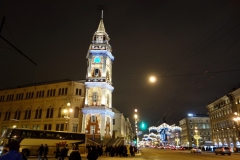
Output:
(27, 147), (240, 160)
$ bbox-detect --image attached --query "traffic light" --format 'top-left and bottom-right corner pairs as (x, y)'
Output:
(141, 121), (147, 129)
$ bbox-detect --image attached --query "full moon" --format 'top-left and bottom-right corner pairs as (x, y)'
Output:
(149, 76), (156, 83)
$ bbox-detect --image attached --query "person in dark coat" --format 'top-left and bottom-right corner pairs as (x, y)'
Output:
(0, 140), (23, 160)
(37, 144), (44, 160)
(55, 144), (60, 159)
(43, 144), (48, 160)
(87, 146), (98, 160)
(60, 146), (68, 160)
(69, 148), (81, 160)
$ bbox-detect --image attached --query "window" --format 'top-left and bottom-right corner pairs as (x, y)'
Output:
(74, 107), (79, 118)
(76, 89), (82, 95)
(46, 107), (54, 118)
(35, 108), (42, 119)
(113, 119), (115, 125)
(56, 124), (64, 131)
(58, 107), (63, 118)
(93, 92), (98, 102)
(33, 124), (40, 130)
(44, 124), (52, 130)
(90, 125), (96, 134)
(4, 110), (11, 121)
(65, 88), (68, 95)
(72, 124), (78, 132)
(94, 69), (99, 77)
(22, 125), (29, 128)
(24, 108), (31, 119)
(14, 109), (21, 120)
(91, 115), (96, 123)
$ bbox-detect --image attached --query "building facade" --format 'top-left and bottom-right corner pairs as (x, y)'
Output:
(81, 18), (115, 141)
(179, 114), (211, 148)
(0, 80), (85, 133)
(206, 87), (240, 149)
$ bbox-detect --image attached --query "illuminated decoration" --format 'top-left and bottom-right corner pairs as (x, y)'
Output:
(94, 56), (101, 63)
(85, 82), (114, 92)
(82, 107), (114, 117)
(90, 50), (114, 61)
(188, 113), (193, 117)
(142, 122), (182, 145)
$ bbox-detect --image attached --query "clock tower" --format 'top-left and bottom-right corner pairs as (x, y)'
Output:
(82, 17), (115, 141)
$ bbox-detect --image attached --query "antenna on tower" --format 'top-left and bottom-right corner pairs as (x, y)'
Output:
(97, 5), (106, 19)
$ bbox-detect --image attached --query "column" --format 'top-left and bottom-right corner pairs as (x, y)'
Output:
(85, 88), (89, 105)
(100, 114), (106, 137)
(102, 56), (106, 77)
(101, 88), (106, 105)
(82, 114), (86, 133)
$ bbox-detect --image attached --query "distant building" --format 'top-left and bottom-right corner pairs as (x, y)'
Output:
(0, 79), (85, 133)
(179, 114), (211, 147)
(206, 87), (240, 149)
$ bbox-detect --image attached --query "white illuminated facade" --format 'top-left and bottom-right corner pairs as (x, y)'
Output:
(81, 18), (115, 140)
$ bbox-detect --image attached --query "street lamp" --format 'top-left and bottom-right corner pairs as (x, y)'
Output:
(194, 127), (200, 148)
(134, 109), (138, 147)
(64, 102), (73, 132)
(149, 76), (157, 83)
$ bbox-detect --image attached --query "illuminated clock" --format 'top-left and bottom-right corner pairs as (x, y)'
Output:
(94, 56), (101, 63)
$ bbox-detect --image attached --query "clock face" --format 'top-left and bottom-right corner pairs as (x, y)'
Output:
(94, 56), (101, 63)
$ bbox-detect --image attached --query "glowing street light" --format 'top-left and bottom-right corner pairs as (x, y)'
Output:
(134, 114), (138, 119)
(194, 127), (200, 148)
(149, 76), (156, 83)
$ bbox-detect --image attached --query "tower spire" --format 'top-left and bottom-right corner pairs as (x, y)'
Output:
(101, 10), (103, 19)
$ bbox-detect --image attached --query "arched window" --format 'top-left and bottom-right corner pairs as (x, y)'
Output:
(58, 107), (63, 118)
(74, 107), (79, 118)
(14, 109), (21, 120)
(24, 109), (31, 119)
(4, 110), (11, 121)
(50, 108), (54, 118)
(46, 107), (53, 118)
(46, 108), (50, 118)
(35, 108), (42, 119)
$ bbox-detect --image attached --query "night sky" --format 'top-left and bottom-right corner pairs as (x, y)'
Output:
(1, 1), (240, 132)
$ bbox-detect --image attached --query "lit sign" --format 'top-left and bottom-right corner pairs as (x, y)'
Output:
(188, 114), (193, 117)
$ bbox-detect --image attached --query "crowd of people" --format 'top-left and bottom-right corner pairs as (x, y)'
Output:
(0, 140), (138, 160)
(86, 144), (138, 158)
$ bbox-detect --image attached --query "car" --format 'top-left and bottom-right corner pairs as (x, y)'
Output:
(191, 148), (202, 153)
(177, 147), (185, 150)
(215, 147), (231, 156)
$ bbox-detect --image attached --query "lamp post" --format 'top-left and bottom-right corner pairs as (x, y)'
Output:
(63, 102), (73, 132)
(194, 127), (200, 148)
(134, 109), (138, 147)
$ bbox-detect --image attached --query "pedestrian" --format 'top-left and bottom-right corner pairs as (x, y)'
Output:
(60, 146), (67, 160)
(0, 140), (23, 160)
(55, 144), (60, 159)
(69, 146), (81, 160)
(1, 144), (9, 156)
(43, 144), (48, 160)
(37, 144), (44, 160)
(87, 146), (98, 160)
